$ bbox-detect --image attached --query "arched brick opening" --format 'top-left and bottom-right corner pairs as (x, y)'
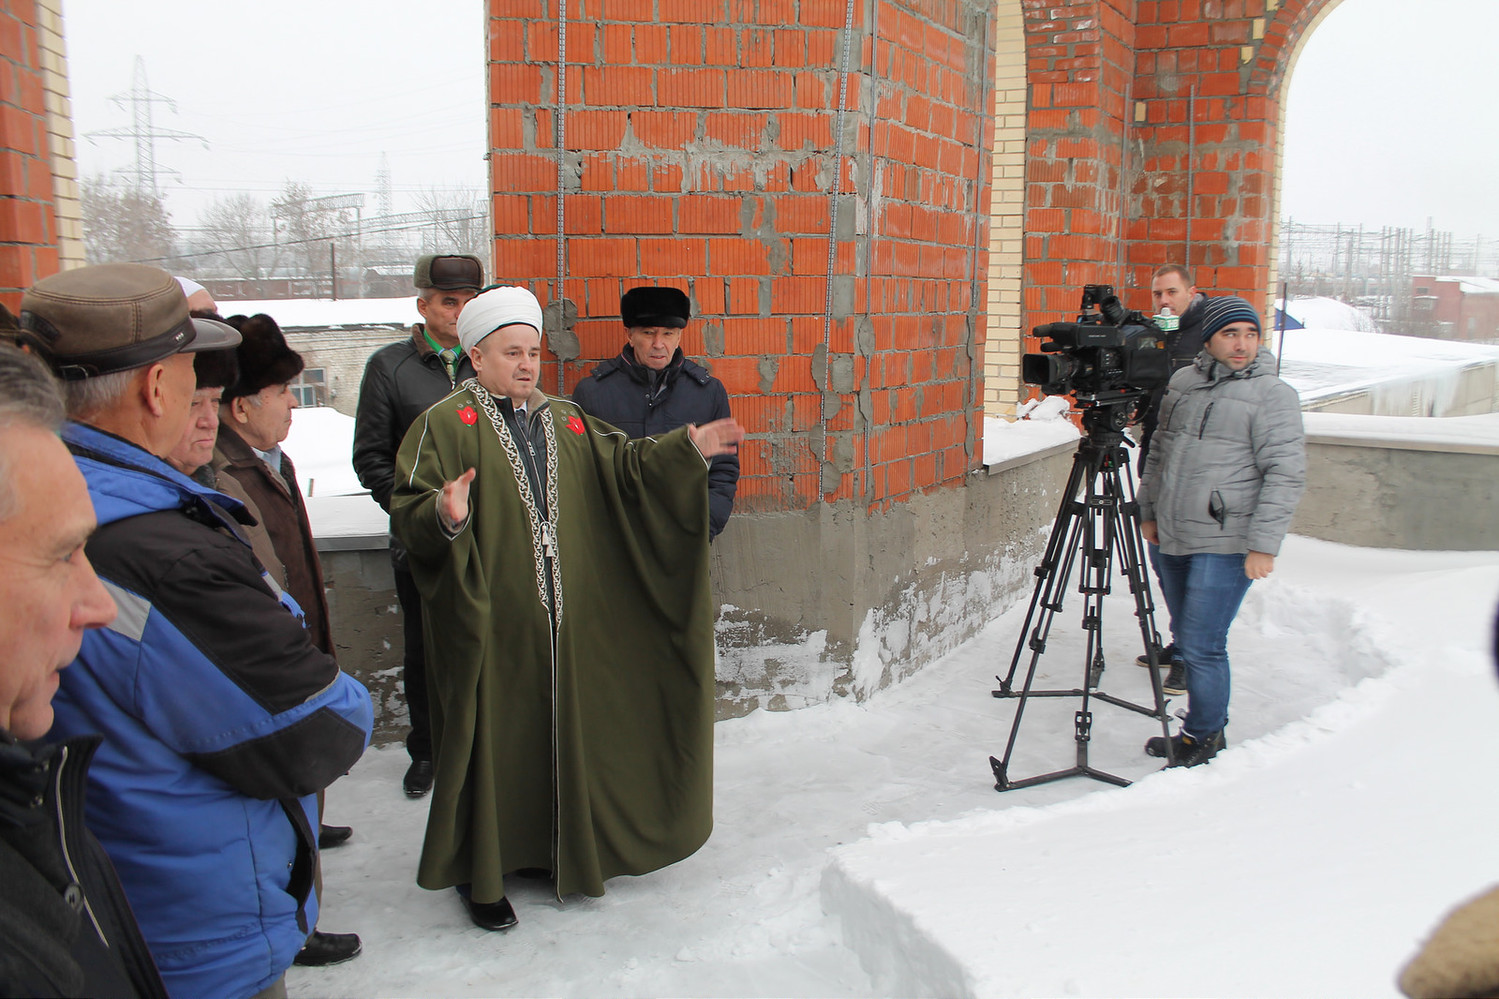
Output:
(1011, 0), (1341, 410)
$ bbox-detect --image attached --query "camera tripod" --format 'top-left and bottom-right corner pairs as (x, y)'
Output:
(989, 406), (1175, 791)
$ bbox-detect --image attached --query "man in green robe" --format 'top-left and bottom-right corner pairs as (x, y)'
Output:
(391, 286), (743, 931)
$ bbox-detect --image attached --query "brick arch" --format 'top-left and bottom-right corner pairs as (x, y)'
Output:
(1007, 0), (1342, 413)
(1252, 0), (1349, 96)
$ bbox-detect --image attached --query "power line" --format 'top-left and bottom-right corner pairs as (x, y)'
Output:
(83, 56), (206, 197)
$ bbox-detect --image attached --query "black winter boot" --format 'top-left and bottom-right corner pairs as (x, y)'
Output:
(1144, 730), (1225, 767)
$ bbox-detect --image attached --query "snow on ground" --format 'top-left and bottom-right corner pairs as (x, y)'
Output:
(296, 537), (1499, 999)
(1275, 296), (1380, 333)
(283, 406), (388, 539)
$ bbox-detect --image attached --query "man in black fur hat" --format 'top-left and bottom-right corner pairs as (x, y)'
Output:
(352, 253), (484, 799)
(572, 285), (738, 539)
(216, 313), (364, 969)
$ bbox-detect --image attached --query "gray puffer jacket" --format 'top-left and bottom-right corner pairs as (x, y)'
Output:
(1138, 348), (1305, 557)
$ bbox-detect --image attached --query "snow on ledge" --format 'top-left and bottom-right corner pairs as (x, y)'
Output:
(982, 398), (1080, 472)
(1303, 411), (1499, 453)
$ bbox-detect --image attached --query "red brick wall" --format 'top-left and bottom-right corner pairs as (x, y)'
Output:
(487, 0), (995, 513)
(1024, 0), (1336, 330)
(0, 0), (59, 310)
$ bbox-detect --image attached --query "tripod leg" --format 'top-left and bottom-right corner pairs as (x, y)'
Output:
(1104, 457), (1176, 761)
(995, 449), (1092, 694)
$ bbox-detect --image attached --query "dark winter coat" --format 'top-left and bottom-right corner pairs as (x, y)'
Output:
(50, 421), (373, 999)
(0, 732), (168, 999)
(571, 348), (738, 538)
(1137, 292), (1210, 467)
(353, 324), (478, 514)
(1138, 348), (1306, 557)
(214, 425), (333, 654)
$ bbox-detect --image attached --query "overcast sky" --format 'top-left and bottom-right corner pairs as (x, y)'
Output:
(60, 0), (1497, 240)
(61, 0), (489, 226)
(1280, 0), (1499, 239)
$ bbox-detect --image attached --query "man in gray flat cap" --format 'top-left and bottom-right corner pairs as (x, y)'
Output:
(23, 263), (372, 999)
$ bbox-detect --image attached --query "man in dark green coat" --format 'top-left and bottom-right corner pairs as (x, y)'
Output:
(391, 287), (742, 931)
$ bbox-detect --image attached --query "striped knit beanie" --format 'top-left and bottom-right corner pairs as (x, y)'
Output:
(1198, 296), (1262, 338)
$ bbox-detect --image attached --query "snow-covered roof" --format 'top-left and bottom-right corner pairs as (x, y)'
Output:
(1275, 326), (1499, 402)
(1434, 275), (1499, 296)
(217, 296), (419, 329)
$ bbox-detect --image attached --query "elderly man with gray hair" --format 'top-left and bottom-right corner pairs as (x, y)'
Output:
(18, 264), (373, 999)
(0, 344), (168, 998)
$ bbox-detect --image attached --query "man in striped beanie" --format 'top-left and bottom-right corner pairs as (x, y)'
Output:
(1136, 295), (1306, 767)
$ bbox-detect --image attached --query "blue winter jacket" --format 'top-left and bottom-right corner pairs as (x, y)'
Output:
(48, 422), (373, 999)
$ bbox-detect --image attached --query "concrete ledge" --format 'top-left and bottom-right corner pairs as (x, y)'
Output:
(320, 446), (1076, 745)
(1293, 413), (1499, 551)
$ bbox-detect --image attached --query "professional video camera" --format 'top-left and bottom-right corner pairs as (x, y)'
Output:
(1022, 284), (1170, 417)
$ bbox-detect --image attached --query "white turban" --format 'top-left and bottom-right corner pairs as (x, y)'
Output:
(457, 286), (544, 354)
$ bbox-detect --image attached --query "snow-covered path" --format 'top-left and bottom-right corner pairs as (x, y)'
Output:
(294, 537), (1499, 998)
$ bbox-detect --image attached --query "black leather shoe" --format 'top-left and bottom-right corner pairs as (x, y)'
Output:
(462, 894), (518, 932)
(403, 758), (434, 798)
(318, 824), (352, 849)
(293, 930), (362, 967)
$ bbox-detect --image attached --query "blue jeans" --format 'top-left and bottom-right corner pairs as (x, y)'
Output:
(1150, 549), (1253, 740)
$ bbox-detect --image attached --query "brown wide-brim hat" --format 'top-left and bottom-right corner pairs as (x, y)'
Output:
(18, 263), (240, 381)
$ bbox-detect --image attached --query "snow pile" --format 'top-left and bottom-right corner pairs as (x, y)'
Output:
(982, 399), (1080, 469)
(1276, 296), (1380, 333)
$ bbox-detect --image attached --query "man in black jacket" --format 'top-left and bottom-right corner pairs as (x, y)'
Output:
(352, 254), (484, 797)
(572, 286), (738, 539)
(1138, 263), (1208, 469)
(0, 343), (167, 999)
(1133, 264), (1210, 694)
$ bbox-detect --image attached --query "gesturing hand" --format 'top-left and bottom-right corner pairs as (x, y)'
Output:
(439, 467), (477, 529)
(687, 418), (745, 458)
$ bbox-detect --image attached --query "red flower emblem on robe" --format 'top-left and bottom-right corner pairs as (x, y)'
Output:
(457, 405), (478, 426)
(567, 415), (585, 435)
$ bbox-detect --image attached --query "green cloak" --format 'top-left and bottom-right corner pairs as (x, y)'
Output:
(391, 381), (716, 900)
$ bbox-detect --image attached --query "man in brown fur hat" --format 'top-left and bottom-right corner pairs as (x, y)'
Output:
(215, 312), (363, 969)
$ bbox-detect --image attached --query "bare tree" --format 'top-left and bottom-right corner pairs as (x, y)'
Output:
(197, 193), (282, 279)
(269, 181), (361, 278)
(411, 186), (489, 260)
(80, 175), (175, 265)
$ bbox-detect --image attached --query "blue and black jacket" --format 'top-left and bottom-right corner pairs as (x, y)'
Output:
(48, 421), (373, 999)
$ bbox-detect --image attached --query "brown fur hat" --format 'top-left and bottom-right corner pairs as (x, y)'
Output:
(223, 313), (303, 400)
(188, 310), (238, 389)
(1397, 883), (1499, 998)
